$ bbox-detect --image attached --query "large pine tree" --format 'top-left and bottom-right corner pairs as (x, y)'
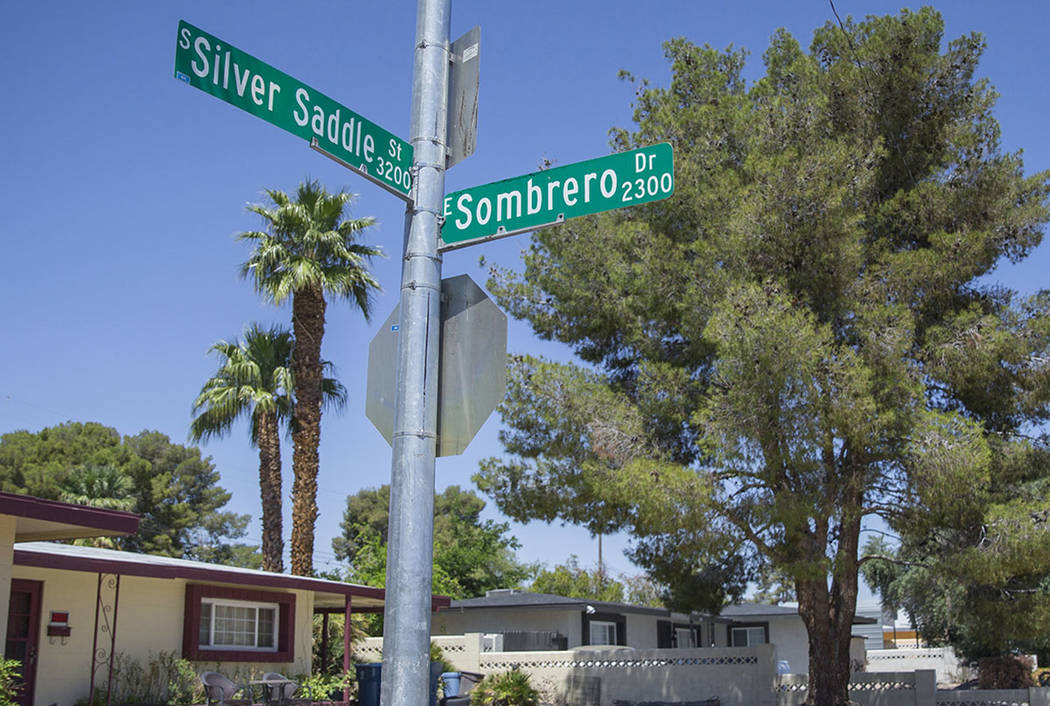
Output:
(476, 9), (1050, 705)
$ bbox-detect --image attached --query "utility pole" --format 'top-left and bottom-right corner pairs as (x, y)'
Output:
(381, 0), (449, 705)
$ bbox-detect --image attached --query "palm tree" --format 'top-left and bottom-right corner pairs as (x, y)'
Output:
(60, 464), (134, 548)
(60, 464), (135, 510)
(190, 324), (297, 572)
(239, 180), (381, 575)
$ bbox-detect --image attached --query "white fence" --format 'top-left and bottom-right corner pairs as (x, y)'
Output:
(936, 688), (1050, 706)
(778, 671), (1050, 706)
(867, 648), (969, 686)
(778, 671), (937, 706)
(359, 634), (776, 706)
(357, 636), (1050, 706)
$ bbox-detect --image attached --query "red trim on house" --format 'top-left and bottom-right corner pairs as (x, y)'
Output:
(0, 492), (140, 536)
(315, 600), (449, 614)
(12, 548), (395, 603)
(183, 584), (296, 663)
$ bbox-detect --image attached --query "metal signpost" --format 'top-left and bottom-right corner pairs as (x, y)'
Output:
(174, 9), (672, 706)
(174, 20), (413, 200)
(381, 3), (448, 706)
(440, 142), (674, 250)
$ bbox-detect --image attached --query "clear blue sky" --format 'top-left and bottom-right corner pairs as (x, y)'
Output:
(3, 1), (1048, 584)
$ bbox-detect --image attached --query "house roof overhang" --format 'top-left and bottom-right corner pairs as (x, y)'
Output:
(440, 591), (669, 617)
(13, 542), (451, 613)
(719, 602), (878, 625)
(0, 492), (140, 542)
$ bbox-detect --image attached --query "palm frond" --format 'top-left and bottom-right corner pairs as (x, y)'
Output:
(190, 323), (296, 446)
(237, 179), (383, 312)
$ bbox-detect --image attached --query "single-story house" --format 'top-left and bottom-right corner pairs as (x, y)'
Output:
(0, 492), (449, 706)
(717, 603), (873, 674)
(432, 589), (727, 650)
(432, 591), (871, 675)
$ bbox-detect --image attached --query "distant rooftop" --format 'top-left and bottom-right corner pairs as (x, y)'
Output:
(443, 591), (875, 625)
(445, 589), (668, 616)
(722, 602), (876, 625)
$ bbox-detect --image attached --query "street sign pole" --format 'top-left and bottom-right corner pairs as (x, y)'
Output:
(381, 2), (448, 706)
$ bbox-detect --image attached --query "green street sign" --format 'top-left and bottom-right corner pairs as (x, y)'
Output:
(439, 143), (673, 250)
(174, 20), (413, 200)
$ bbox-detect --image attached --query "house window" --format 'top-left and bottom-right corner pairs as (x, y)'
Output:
(183, 585), (295, 662)
(589, 620), (618, 645)
(730, 624), (768, 647)
(675, 627), (696, 648)
(581, 612), (626, 646)
(199, 598), (278, 651)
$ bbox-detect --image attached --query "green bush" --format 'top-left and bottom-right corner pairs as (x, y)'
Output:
(297, 671), (354, 701)
(431, 643), (456, 674)
(73, 652), (203, 706)
(0, 660), (20, 706)
(470, 670), (538, 706)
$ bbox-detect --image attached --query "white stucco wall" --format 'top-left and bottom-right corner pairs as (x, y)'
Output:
(867, 647), (967, 685)
(624, 612), (659, 648)
(764, 614), (809, 673)
(13, 565), (314, 706)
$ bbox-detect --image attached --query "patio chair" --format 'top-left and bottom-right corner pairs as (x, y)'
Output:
(262, 672), (300, 702)
(200, 671), (250, 706)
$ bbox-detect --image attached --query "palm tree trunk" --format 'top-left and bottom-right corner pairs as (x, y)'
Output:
(256, 410), (284, 572)
(290, 285), (326, 576)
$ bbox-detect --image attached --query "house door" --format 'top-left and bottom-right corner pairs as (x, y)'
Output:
(6, 579), (42, 706)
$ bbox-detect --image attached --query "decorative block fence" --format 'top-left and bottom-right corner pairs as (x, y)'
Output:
(357, 636), (1050, 706)
(867, 648), (970, 686)
(777, 671), (1050, 706)
(361, 634), (777, 706)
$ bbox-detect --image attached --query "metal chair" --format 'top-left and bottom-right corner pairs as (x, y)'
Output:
(201, 672), (249, 706)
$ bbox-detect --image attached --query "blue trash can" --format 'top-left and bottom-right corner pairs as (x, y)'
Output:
(356, 663), (382, 706)
(442, 672), (462, 698)
(356, 661), (442, 706)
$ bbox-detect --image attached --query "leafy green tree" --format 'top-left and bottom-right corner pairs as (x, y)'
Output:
(334, 485), (535, 599)
(476, 9), (1050, 705)
(191, 324), (295, 572)
(622, 574), (665, 609)
(529, 555), (625, 603)
(862, 448), (1050, 667)
(750, 565), (797, 606)
(331, 484), (394, 562)
(121, 430), (251, 558)
(0, 422), (252, 560)
(239, 180), (381, 576)
(0, 422), (141, 499)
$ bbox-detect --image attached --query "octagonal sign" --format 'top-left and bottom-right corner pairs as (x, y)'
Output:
(366, 274), (507, 457)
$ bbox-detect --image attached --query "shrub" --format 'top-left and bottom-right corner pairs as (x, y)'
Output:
(431, 643), (457, 674)
(73, 652), (204, 706)
(978, 654), (1035, 689)
(298, 671), (354, 701)
(0, 660), (20, 706)
(470, 669), (539, 706)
